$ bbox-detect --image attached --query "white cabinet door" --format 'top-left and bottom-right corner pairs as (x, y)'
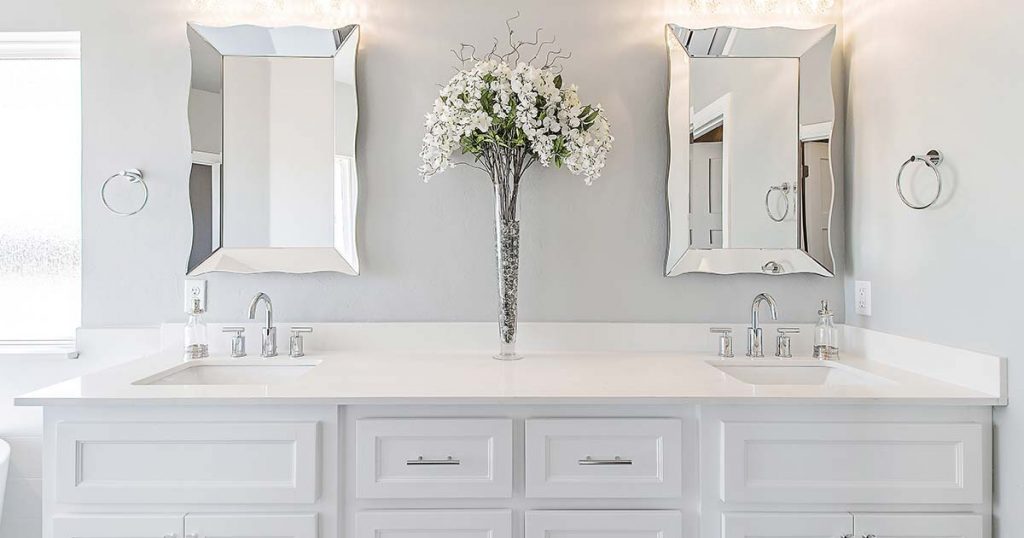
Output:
(718, 420), (983, 504)
(855, 514), (983, 538)
(54, 514), (184, 538)
(56, 420), (320, 504)
(722, 513), (853, 538)
(526, 510), (682, 538)
(356, 510), (512, 538)
(184, 514), (317, 538)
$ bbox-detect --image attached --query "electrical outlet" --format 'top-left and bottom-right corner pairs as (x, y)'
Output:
(855, 280), (872, 316)
(184, 279), (207, 313)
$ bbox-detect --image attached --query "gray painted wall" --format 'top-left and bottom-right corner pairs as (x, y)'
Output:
(842, 0), (1022, 535)
(0, 0), (843, 328)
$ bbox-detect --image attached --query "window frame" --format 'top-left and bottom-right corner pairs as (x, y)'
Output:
(0, 31), (81, 358)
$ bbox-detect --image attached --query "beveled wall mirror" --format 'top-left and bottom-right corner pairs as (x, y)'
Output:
(665, 24), (837, 277)
(186, 23), (360, 275)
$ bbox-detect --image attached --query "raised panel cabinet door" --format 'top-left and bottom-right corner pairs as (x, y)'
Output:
(719, 421), (983, 504)
(525, 418), (683, 498)
(355, 510), (512, 538)
(722, 513), (853, 538)
(854, 514), (983, 538)
(55, 421), (320, 504)
(53, 514), (184, 538)
(183, 514), (317, 538)
(355, 418), (513, 499)
(526, 510), (682, 538)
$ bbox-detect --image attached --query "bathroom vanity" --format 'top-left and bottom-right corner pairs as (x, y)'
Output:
(16, 326), (1005, 538)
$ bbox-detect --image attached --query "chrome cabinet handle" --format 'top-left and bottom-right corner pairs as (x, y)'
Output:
(863, 535), (877, 538)
(406, 455), (460, 465)
(578, 456), (633, 466)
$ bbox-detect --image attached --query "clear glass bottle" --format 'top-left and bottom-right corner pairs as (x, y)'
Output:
(183, 298), (209, 361)
(813, 299), (839, 360)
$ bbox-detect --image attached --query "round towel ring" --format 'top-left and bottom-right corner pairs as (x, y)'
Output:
(101, 169), (148, 216)
(765, 183), (792, 222)
(896, 150), (943, 210)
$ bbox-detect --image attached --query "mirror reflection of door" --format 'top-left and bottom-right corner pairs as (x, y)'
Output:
(690, 130), (723, 249)
(802, 141), (831, 265)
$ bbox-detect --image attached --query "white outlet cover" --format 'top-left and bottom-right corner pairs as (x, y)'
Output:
(855, 280), (872, 316)
(184, 279), (207, 313)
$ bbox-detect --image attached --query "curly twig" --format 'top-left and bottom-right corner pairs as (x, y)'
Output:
(449, 13), (569, 72)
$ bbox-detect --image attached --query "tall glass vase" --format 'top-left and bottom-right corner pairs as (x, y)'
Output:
(493, 182), (522, 360)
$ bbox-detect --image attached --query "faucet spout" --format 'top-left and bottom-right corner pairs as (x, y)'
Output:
(750, 292), (778, 331)
(247, 292), (277, 358)
(247, 292), (273, 330)
(747, 293), (778, 358)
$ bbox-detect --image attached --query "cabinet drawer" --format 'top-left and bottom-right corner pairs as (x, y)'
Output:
(356, 510), (512, 538)
(355, 418), (513, 498)
(526, 510), (682, 538)
(55, 421), (320, 504)
(525, 418), (682, 498)
(719, 420), (984, 504)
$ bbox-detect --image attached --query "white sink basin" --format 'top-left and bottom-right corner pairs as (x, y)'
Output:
(133, 359), (319, 386)
(709, 359), (892, 386)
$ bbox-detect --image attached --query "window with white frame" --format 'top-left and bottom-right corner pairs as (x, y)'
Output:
(0, 32), (81, 346)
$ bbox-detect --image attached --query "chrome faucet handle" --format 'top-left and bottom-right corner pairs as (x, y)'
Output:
(222, 326), (246, 358)
(710, 327), (734, 358)
(289, 326), (313, 358)
(775, 327), (800, 358)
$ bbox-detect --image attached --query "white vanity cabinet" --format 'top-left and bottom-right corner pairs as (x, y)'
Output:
(38, 403), (991, 538)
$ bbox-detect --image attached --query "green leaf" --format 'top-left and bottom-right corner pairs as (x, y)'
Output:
(554, 74), (563, 89)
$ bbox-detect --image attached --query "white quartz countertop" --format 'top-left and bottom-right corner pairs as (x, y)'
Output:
(15, 349), (1005, 406)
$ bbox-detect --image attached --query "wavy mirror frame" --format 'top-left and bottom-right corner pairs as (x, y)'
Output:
(665, 24), (838, 277)
(185, 23), (360, 275)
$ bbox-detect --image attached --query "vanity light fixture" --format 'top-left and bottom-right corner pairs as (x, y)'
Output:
(189, 0), (362, 26)
(678, 0), (835, 15)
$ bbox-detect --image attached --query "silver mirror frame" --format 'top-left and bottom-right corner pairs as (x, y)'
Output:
(185, 22), (361, 276)
(664, 24), (838, 277)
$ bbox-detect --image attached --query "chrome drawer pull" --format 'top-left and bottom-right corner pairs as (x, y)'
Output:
(578, 455), (633, 466)
(406, 455), (460, 466)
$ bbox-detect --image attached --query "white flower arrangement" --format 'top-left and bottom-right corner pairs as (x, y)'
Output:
(418, 27), (614, 201)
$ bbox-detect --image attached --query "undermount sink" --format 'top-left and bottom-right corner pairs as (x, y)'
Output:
(133, 359), (319, 386)
(709, 359), (892, 386)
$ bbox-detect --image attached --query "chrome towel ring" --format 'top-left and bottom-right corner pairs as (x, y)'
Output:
(765, 182), (793, 222)
(896, 150), (943, 210)
(101, 168), (148, 216)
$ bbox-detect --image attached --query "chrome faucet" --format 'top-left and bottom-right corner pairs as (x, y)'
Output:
(747, 293), (778, 358)
(247, 292), (277, 358)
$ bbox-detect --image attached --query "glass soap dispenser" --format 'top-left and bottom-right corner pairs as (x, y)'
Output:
(813, 299), (839, 360)
(184, 298), (209, 361)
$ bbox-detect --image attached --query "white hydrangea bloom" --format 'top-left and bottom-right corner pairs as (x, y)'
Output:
(419, 60), (613, 185)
